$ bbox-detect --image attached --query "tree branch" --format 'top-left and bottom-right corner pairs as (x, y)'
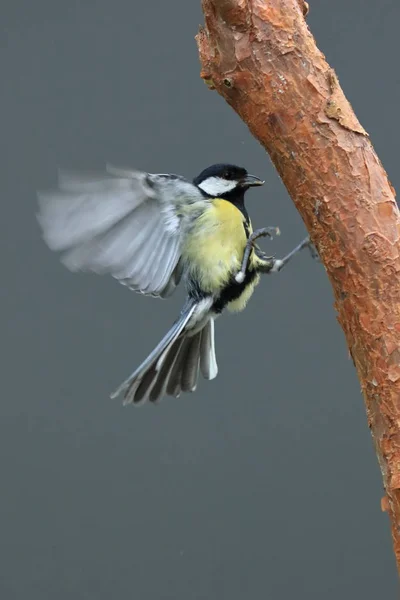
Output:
(197, 0), (400, 573)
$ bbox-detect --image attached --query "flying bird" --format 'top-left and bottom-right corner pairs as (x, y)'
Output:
(37, 163), (314, 405)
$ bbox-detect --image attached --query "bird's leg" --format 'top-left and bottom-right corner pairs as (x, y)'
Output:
(260, 236), (319, 274)
(235, 232), (319, 282)
(235, 227), (280, 283)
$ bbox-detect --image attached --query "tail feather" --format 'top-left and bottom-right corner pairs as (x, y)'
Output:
(149, 337), (184, 403)
(200, 319), (218, 380)
(110, 300), (196, 403)
(111, 303), (218, 406)
(166, 336), (194, 398)
(132, 366), (158, 406)
(181, 333), (202, 392)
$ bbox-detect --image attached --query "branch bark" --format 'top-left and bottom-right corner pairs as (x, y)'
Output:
(197, 0), (400, 573)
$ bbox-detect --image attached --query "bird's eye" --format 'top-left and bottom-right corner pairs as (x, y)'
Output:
(223, 171), (231, 179)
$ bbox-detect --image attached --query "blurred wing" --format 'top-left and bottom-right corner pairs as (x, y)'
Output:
(37, 166), (206, 298)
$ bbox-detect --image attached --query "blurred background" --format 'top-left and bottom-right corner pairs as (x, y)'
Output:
(1, 0), (399, 597)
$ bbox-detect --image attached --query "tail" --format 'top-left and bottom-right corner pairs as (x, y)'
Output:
(111, 301), (218, 406)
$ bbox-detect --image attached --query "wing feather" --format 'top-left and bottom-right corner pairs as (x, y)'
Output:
(37, 167), (207, 297)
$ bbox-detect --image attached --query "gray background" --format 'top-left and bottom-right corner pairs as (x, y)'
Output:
(1, 0), (399, 597)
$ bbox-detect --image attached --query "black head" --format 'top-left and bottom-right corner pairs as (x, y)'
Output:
(193, 163), (264, 199)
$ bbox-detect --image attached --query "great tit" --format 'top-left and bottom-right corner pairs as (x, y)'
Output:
(37, 163), (313, 405)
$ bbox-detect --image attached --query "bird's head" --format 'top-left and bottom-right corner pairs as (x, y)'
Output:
(193, 163), (264, 199)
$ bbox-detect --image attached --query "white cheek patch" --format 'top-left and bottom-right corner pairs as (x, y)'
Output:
(198, 177), (237, 196)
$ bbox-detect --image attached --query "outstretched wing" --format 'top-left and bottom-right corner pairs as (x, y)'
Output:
(37, 166), (207, 298)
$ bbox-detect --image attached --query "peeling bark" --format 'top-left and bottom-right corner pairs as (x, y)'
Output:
(197, 0), (400, 573)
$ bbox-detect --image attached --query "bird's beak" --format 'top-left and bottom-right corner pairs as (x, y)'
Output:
(241, 174), (265, 188)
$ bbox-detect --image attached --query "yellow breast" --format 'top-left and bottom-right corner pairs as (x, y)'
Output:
(183, 199), (248, 293)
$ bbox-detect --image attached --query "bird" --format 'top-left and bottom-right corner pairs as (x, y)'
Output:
(37, 162), (313, 405)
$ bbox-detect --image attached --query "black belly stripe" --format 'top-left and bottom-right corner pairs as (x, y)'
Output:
(212, 269), (257, 314)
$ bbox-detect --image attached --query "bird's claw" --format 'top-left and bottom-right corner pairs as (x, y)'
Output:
(250, 226), (280, 244)
(305, 237), (320, 261)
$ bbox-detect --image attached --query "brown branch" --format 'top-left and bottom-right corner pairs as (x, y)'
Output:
(196, 0), (400, 574)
